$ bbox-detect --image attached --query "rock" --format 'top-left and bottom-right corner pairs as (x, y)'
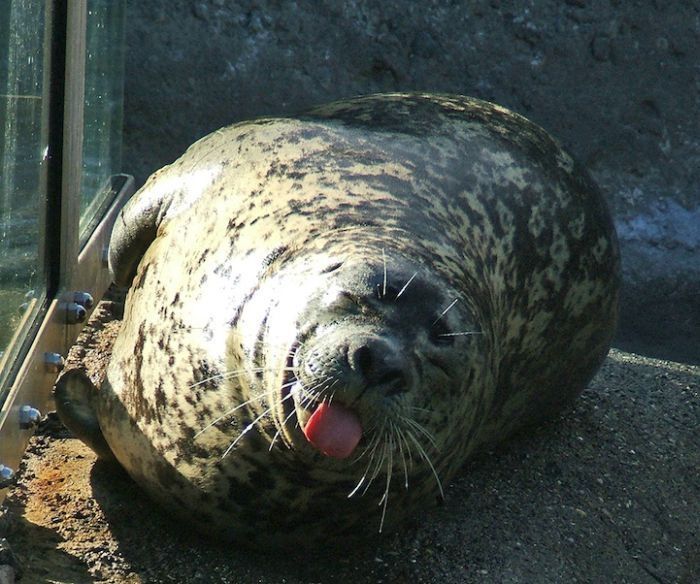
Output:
(122, 0), (700, 364)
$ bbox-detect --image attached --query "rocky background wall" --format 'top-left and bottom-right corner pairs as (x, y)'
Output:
(123, 0), (700, 364)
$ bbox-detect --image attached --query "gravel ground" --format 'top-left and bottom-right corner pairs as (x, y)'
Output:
(1, 300), (698, 584)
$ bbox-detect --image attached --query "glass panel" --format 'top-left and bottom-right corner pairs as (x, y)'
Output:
(79, 0), (125, 240)
(0, 1), (49, 387)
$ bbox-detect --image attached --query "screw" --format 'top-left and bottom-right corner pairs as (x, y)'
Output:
(19, 405), (42, 430)
(0, 465), (15, 489)
(64, 302), (87, 324)
(44, 352), (65, 373)
(72, 291), (94, 309)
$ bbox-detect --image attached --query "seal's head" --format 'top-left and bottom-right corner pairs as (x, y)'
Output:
(231, 239), (489, 530)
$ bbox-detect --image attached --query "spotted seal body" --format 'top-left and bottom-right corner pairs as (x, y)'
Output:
(55, 93), (619, 547)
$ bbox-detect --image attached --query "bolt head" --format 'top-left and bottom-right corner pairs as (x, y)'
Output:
(44, 352), (65, 373)
(73, 291), (94, 309)
(0, 465), (15, 488)
(19, 405), (42, 430)
(65, 302), (87, 324)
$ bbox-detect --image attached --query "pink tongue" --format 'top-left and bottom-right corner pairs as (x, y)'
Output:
(302, 402), (363, 459)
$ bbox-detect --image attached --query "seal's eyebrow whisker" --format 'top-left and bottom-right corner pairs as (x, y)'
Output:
(394, 271), (418, 301)
(432, 298), (459, 325)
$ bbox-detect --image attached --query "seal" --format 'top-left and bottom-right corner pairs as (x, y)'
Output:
(55, 93), (620, 547)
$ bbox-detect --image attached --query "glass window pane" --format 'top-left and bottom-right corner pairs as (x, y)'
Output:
(0, 1), (49, 385)
(79, 0), (125, 240)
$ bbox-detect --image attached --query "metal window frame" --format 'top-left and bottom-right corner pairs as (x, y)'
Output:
(0, 0), (133, 496)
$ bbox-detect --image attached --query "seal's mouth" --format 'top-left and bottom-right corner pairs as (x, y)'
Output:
(281, 343), (363, 460)
(302, 401), (363, 459)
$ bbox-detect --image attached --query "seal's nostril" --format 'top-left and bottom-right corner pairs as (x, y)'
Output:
(350, 341), (408, 394)
(376, 370), (403, 386)
(378, 369), (408, 396)
(352, 345), (374, 377)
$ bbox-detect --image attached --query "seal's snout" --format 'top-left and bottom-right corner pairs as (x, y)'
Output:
(348, 335), (410, 396)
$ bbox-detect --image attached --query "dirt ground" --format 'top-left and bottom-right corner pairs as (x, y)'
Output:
(1, 300), (698, 584)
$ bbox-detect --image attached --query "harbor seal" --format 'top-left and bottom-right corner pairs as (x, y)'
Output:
(55, 93), (620, 547)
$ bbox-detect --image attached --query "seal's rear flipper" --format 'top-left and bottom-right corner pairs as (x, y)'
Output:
(54, 369), (115, 461)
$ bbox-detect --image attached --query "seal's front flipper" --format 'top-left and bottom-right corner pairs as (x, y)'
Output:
(109, 149), (222, 287)
(108, 178), (168, 287)
(54, 369), (115, 461)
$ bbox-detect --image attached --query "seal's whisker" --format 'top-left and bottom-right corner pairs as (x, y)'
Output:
(268, 434), (281, 451)
(377, 434), (394, 533)
(280, 377), (299, 391)
(432, 298), (459, 325)
(405, 429), (444, 499)
(189, 368), (254, 389)
(382, 248), (388, 299)
(297, 376), (334, 407)
(347, 475), (365, 498)
(325, 379), (341, 405)
(357, 428), (383, 467)
(361, 449), (383, 496)
(402, 416), (438, 449)
(377, 440), (391, 506)
(189, 366), (296, 389)
(169, 324), (208, 332)
(195, 392), (270, 437)
(392, 422), (410, 490)
(438, 331), (483, 337)
(394, 271), (418, 301)
(408, 405), (431, 414)
(350, 424), (382, 465)
(362, 422), (388, 497)
(198, 374), (302, 438)
(221, 406), (274, 459)
(348, 431), (384, 498)
(269, 394), (302, 451)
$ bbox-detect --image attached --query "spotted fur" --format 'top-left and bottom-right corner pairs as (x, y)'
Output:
(65, 94), (619, 547)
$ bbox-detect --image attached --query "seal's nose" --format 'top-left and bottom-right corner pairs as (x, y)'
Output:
(348, 336), (409, 396)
